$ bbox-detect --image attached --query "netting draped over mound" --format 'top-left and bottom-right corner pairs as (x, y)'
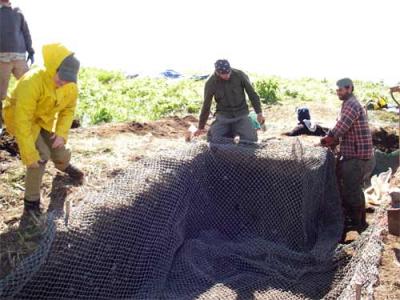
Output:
(1, 141), (383, 299)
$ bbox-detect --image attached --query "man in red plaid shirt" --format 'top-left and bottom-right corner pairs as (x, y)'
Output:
(321, 78), (375, 238)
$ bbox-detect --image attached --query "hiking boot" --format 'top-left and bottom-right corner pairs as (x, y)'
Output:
(23, 198), (42, 215)
(343, 222), (368, 236)
(356, 222), (369, 234)
(20, 199), (45, 231)
(64, 164), (84, 184)
(341, 204), (369, 241)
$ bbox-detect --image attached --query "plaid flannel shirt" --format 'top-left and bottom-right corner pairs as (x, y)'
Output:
(329, 96), (373, 160)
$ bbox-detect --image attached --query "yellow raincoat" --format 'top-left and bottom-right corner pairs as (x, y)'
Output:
(2, 43), (78, 166)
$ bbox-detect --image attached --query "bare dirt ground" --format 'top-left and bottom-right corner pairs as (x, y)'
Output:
(373, 170), (400, 300)
(0, 116), (198, 229)
(0, 109), (399, 298)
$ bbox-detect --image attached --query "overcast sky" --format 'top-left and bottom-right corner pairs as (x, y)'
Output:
(13, 0), (400, 84)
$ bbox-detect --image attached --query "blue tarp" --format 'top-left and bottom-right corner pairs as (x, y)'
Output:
(160, 69), (182, 79)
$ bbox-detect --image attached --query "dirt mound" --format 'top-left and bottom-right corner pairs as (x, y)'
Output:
(88, 115), (199, 138)
(0, 132), (18, 158)
(129, 115), (199, 137)
(0, 116), (199, 161)
(371, 127), (399, 153)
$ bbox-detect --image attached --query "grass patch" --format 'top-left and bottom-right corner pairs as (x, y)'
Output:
(6, 68), (398, 127)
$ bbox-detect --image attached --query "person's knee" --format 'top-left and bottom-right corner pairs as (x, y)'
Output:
(12, 61), (29, 79)
(341, 160), (363, 183)
(342, 186), (364, 207)
(209, 121), (231, 140)
(52, 148), (71, 171)
(238, 129), (257, 142)
(233, 118), (258, 142)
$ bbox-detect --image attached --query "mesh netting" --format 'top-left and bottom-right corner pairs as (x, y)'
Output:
(0, 140), (384, 299)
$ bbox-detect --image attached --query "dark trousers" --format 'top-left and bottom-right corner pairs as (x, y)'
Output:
(337, 157), (375, 228)
(208, 114), (257, 142)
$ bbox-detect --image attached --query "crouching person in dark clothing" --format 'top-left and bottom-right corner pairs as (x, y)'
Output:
(285, 107), (328, 137)
(194, 59), (265, 142)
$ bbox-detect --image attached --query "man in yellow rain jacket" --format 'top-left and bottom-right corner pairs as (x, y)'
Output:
(2, 43), (84, 217)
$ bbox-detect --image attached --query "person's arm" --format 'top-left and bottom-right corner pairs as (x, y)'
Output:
(14, 79), (40, 166)
(328, 102), (359, 138)
(198, 81), (214, 130)
(55, 83), (78, 143)
(241, 72), (262, 115)
(20, 12), (34, 56)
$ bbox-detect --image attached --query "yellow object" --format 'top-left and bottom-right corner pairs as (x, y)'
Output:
(2, 43), (78, 166)
(366, 97), (388, 110)
(376, 97), (388, 108)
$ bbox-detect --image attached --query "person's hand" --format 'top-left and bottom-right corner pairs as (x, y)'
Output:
(257, 113), (265, 125)
(51, 134), (65, 149)
(320, 135), (337, 147)
(28, 161), (40, 169)
(27, 51), (34, 66)
(194, 129), (207, 137)
(390, 86), (400, 93)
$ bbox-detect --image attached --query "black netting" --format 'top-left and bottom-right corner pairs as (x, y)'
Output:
(0, 216), (55, 298)
(0, 140), (384, 299)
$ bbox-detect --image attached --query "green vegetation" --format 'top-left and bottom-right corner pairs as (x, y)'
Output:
(77, 69), (398, 125)
(7, 68), (398, 126)
(77, 68), (203, 125)
(254, 78), (280, 104)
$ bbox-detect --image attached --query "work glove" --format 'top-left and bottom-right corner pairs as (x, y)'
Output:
(27, 51), (35, 65)
(320, 135), (337, 147)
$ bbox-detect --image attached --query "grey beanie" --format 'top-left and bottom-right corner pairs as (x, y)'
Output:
(58, 54), (80, 83)
(336, 78), (353, 89)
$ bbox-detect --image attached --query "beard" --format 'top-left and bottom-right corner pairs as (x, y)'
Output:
(339, 93), (352, 101)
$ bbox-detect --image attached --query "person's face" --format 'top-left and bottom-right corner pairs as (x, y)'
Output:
(54, 73), (69, 88)
(336, 86), (352, 101)
(216, 70), (231, 81)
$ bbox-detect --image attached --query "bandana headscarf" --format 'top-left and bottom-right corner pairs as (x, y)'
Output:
(214, 59), (231, 74)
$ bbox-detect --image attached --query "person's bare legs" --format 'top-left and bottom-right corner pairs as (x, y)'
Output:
(12, 59), (29, 79)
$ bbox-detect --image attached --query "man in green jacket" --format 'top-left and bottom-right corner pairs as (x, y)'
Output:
(195, 59), (265, 142)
